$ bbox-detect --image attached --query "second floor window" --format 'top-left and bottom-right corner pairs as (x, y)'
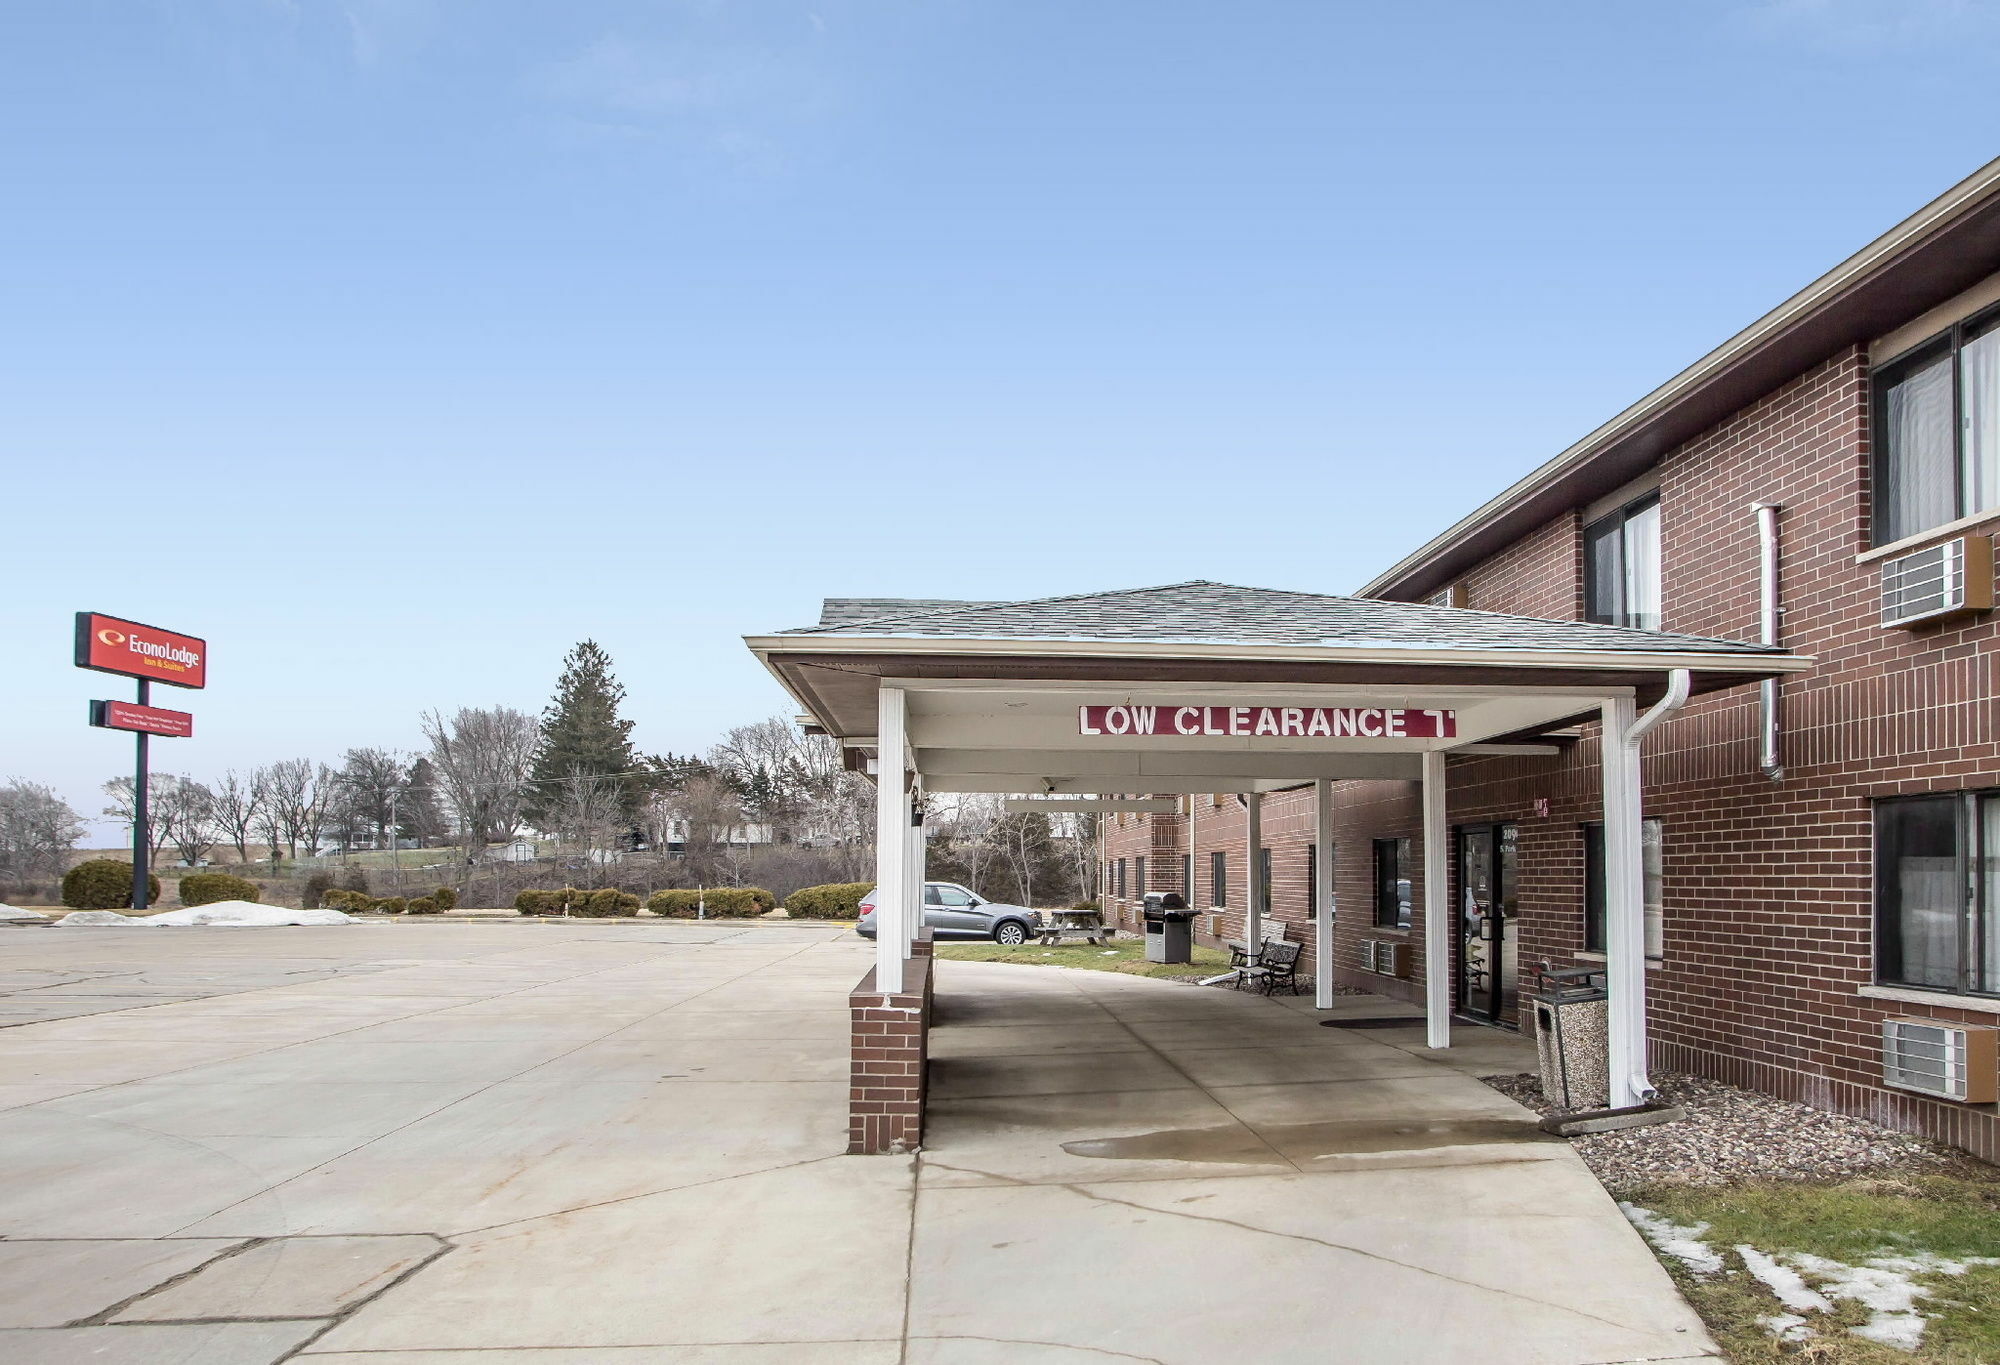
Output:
(1584, 494), (1661, 631)
(1875, 308), (2000, 546)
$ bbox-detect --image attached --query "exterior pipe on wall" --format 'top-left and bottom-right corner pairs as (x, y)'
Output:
(1754, 502), (1784, 781)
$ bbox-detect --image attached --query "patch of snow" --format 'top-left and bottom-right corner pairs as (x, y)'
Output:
(1619, 1203), (1724, 1275)
(1737, 1245), (1834, 1313)
(0, 903), (49, 921)
(1735, 1245), (2000, 1352)
(1757, 1313), (1813, 1343)
(60, 901), (357, 928)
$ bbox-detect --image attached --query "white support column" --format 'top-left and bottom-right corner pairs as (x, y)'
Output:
(1314, 778), (1335, 1009)
(873, 687), (910, 994)
(1244, 791), (1264, 947)
(1601, 694), (1645, 1109)
(1422, 749), (1451, 1050)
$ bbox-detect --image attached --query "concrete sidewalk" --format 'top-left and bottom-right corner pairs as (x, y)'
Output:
(0, 926), (1713, 1363)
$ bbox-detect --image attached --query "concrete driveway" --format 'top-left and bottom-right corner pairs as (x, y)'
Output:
(0, 923), (1713, 1363)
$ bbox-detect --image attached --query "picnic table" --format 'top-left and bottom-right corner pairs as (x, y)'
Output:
(1037, 908), (1114, 946)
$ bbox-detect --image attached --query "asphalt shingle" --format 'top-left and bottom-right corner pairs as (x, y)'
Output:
(783, 581), (1779, 655)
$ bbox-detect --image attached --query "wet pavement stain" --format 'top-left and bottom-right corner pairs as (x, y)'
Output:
(1062, 1118), (1554, 1165)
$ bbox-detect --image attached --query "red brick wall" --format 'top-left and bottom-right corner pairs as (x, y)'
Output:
(1102, 342), (2000, 1162)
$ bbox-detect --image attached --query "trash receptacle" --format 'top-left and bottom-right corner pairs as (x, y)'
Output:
(1144, 892), (1193, 964)
(1530, 965), (1609, 1111)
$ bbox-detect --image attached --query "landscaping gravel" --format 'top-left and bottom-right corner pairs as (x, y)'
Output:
(1482, 1070), (1962, 1192)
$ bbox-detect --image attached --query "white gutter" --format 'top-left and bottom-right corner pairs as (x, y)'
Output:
(1754, 503), (1784, 780)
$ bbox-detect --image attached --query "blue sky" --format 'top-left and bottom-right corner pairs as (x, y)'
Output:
(6, 0), (2000, 839)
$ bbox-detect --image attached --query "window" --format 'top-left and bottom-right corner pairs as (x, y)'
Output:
(1585, 494), (1662, 631)
(1258, 847), (1273, 915)
(1133, 856), (1146, 901)
(1875, 309), (2000, 545)
(1114, 859), (1127, 899)
(1583, 821), (1664, 957)
(1209, 850), (1227, 907)
(1876, 794), (2000, 997)
(935, 886), (975, 907)
(1306, 844), (1318, 914)
(1373, 838), (1411, 928)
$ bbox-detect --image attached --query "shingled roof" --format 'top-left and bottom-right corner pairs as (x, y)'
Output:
(782, 580), (1781, 656)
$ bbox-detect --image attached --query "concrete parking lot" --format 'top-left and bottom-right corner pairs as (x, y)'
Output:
(0, 922), (1713, 1363)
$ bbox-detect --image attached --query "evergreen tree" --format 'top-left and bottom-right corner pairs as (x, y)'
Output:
(524, 641), (638, 827)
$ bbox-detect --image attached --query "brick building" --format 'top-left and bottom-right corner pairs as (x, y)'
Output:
(1103, 160), (2000, 1161)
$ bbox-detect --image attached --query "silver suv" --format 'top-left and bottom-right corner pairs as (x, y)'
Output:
(855, 881), (1041, 945)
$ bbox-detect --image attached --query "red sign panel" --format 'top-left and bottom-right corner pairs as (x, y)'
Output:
(91, 700), (195, 738)
(74, 612), (207, 689)
(1079, 703), (1457, 740)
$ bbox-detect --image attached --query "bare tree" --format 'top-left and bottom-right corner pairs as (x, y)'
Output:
(154, 776), (219, 866)
(670, 774), (749, 884)
(254, 760), (313, 859)
(102, 775), (171, 862)
(0, 780), (85, 884)
(1052, 810), (1102, 904)
(549, 766), (624, 887)
(210, 770), (262, 863)
(708, 717), (843, 842)
(421, 707), (537, 861)
(935, 793), (1004, 895)
(333, 748), (407, 850)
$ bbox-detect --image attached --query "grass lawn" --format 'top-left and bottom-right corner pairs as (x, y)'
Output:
(1628, 1173), (2000, 1363)
(934, 936), (1235, 980)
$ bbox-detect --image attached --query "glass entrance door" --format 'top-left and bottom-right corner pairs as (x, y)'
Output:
(1456, 824), (1520, 1025)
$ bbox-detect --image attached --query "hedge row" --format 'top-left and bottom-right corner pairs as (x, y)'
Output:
(646, 887), (775, 918)
(513, 887), (643, 917)
(326, 886), (458, 916)
(782, 881), (872, 920)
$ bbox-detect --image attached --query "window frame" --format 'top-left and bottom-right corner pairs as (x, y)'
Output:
(1873, 303), (2000, 546)
(1583, 492), (1662, 630)
(1209, 850), (1227, 908)
(1583, 819), (1666, 959)
(1133, 856), (1146, 902)
(1874, 791), (1999, 999)
(1372, 837), (1411, 929)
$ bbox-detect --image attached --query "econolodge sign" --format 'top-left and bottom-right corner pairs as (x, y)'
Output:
(74, 612), (207, 689)
(90, 700), (195, 738)
(1079, 703), (1457, 739)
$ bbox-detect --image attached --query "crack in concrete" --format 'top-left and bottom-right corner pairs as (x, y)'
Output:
(910, 1333), (1167, 1363)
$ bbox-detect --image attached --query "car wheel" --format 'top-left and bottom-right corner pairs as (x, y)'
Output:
(993, 921), (1028, 946)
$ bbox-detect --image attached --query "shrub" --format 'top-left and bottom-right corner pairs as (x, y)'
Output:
(62, 859), (161, 911)
(178, 872), (261, 907)
(432, 886), (459, 911)
(648, 887), (772, 918)
(1070, 899), (1101, 913)
(406, 896), (441, 915)
(575, 888), (640, 918)
(302, 871), (335, 909)
(379, 896), (408, 915)
(515, 889), (550, 916)
(783, 881), (873, 920)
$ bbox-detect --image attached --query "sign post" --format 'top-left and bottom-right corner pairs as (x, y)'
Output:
(75, 613), (207, 911)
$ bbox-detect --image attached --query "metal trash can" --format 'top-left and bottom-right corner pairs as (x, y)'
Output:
(1530, 965), (1609, 1111)
(1144, 892), (1193, 964)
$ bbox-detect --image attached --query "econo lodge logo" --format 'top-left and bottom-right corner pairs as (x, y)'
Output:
(97, 628), (126, 648)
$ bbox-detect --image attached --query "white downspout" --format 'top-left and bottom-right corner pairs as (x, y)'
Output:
(1602, 668), (1690, 1108)
(1754, 502), (1784, 781)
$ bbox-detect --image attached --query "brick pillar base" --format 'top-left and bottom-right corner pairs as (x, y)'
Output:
(849, 932), (934, 1154)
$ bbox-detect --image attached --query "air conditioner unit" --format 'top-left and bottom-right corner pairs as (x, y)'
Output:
(1881, 535), (1994, 628)
(1362, 940), (1404, 977)
(1882, 1018), (1999, 1104)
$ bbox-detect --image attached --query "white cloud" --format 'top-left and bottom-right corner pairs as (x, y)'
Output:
(1736, 0), (2000, 51)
